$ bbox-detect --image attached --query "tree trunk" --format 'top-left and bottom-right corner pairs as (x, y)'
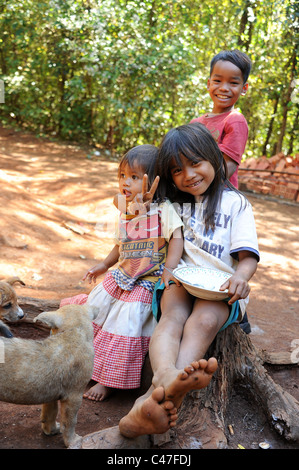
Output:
(172, 325), (299, 448)
(275, 49), (297, 154)
(262, 94), (279, 156)
(79, 323), (299, 450)
(237, 0), (255, 51)
(288, 108), (299, 155)
(171, 325), (299, 449)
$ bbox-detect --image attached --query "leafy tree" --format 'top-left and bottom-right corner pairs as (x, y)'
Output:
(0, 0), (297, 157)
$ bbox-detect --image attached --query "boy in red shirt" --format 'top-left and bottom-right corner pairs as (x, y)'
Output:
(191, 49), (252, 189)
(192, 50), (252, 333)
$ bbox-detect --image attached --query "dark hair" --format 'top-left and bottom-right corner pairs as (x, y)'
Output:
(156, 122), (237, 231)
(210, 49), (252, 84)
(118, 144), (158, 188)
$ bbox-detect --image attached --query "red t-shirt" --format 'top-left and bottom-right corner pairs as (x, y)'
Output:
(191, 110), (248, 189)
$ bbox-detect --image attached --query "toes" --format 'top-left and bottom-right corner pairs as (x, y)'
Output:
(169, 417), (178, 428)
(197, 358), (208, 369)
(179, 369), (190, 380)
(151, 386), (165, 403)
(168, 406), (178, 416)
(183, 365), (194, 375)
(190, 361), (200, 370)
(206, 357), (218, 374)
(163, 400), (176, 411)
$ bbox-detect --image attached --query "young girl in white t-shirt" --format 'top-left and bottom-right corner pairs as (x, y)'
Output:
(118, 122), (259, 439)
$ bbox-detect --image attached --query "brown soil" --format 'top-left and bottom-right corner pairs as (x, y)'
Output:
(0, 126), (298, 450)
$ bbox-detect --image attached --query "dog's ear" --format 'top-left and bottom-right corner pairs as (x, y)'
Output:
(4, 277), (26, 287)
(33, 311), (63, 329)
(0, 289), (8, 304)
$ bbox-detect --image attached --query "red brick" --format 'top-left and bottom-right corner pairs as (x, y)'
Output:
(275, 159), (286, 172)
(241, 157), (256, 169)
(287, 182), (299, 190)
(248, 159), (259, 170)
(286, 156), (293, 165)
(268, 154), (281, 165)
(287, 167), (299, 175)
(284, 188), (297, 200)
(256, 157), (270, 170)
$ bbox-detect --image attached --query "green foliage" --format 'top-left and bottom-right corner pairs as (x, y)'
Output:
(0, 0), (298, 157)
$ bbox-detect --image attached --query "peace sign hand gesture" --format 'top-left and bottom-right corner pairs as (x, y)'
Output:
(113, 174), (160, 215)
(128, 174), (160, 215)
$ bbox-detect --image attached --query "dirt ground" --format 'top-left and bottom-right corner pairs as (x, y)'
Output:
(0, 126), (298, 451)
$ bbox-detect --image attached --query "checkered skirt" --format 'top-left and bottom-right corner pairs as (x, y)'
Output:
(60, 272), (156, 389)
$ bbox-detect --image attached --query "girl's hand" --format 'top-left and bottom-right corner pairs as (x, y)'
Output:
(219, 252), (258, 305)
(128, 174), (160, 215)
(142, 174), (160, 206)
(161, 267), (181, 290)
(219, 273), (251, 305)
(82, 262), (108, 284)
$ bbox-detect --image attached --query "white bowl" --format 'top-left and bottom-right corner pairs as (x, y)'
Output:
(172, 266), (232, 301)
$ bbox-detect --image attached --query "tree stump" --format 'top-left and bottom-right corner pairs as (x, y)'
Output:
(13, 298), (299, 449)
(168, 324), (299, 449)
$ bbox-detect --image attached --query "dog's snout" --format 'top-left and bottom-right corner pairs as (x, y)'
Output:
(18, 307), (25, 319)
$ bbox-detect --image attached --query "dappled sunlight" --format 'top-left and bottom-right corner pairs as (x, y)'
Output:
(246, 195), (299, 353)
(0, 128), (298, 358)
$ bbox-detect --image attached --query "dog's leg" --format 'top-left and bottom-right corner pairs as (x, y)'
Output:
(59, 394), (83, 448)
(41, 401), (60, 436)
(0, 321), (13, 338)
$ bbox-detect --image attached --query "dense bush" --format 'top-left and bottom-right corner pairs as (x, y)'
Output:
(0, 0), (298, 157)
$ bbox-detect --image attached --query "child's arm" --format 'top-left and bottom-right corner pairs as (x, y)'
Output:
(220, 250), (258, 305)
(161, 227), (184, 289)
(82, 244), (120, 284)
(223, 153), (238, 180)
(219, 116), (248, 180)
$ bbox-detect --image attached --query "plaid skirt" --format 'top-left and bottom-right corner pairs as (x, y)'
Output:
(60, 272), (156, 389)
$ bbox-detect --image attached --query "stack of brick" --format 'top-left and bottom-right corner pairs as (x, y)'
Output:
(238, 153), (299, 203)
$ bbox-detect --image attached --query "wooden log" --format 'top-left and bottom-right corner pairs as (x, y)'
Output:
(9, 297), (299, 448)
(171, 325), (299, 448)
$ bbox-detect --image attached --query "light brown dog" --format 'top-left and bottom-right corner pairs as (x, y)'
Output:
(0, 303), (96, 448)
(0, 277), (25, 338)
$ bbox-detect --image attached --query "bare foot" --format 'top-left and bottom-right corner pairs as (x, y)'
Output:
(83, 382), (114, 402)
(119, 386), (178, 438)
(164, 357), (218, 408)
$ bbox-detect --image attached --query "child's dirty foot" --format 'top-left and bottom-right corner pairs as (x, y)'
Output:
(83, 382), (114, 402)
(119, 386), (178, 438)
(164, 357), (218, 408)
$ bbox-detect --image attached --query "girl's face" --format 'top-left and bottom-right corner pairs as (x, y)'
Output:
(119, 162), (144, 202)
(170, 154), (215, 198)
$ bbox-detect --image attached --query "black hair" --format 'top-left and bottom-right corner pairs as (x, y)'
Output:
(156, 122), (238, 231)
(210, 49), (252, 84)
(118, 144), (158, 189)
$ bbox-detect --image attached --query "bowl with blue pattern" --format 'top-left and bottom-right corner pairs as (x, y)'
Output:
(172, 266), (231, 300)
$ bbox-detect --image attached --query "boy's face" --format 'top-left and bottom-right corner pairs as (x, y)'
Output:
(207, 60), (248, 114)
